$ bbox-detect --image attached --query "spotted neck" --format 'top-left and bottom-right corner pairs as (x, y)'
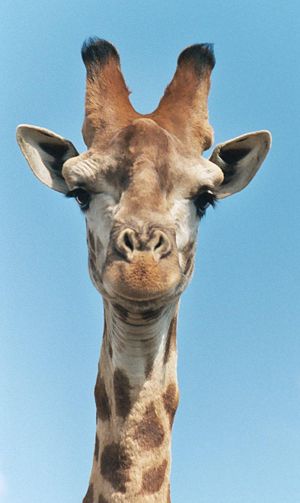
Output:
(83, 300), (179, 503)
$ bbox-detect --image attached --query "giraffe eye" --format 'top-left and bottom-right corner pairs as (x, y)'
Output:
(193, 190), (216, 218)
(67, 188), (91, 211)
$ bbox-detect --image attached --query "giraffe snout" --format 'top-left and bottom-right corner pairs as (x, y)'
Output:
(115, 227), (172, 262)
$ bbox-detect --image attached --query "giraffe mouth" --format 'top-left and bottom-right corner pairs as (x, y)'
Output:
(102, 252), (181, 303)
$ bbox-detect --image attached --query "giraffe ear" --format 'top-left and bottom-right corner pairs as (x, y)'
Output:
(16, 125), (79, 193)
(210, 131), (271, 198)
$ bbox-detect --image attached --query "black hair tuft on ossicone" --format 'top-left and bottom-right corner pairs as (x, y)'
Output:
(81, 37), (120, 69)
(177, 43), (215, 75)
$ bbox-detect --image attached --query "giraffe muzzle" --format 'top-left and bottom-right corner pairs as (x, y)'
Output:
(102, 225), (181, 302)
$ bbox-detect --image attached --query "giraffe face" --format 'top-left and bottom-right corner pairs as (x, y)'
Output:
(16, 39), (271, 310)
(62, 119), (224, 307)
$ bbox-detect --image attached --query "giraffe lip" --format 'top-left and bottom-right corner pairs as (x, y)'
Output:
(109, 288), (171, 303)
(104, 281), (179, 306)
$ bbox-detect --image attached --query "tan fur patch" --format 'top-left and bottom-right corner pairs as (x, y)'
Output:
(104, 251), (180, 301)
(134, 402), (165, 450)
(142, 459), (167, 494)
(164, 316), (177, 364)
(168, 483), (171, 502)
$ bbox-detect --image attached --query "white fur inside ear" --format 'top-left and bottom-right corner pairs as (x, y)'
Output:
(16, 124), (78, 193)
(210, 130), (272, 198)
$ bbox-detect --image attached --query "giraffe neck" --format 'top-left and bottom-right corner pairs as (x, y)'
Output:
(83, 300), (179, 503)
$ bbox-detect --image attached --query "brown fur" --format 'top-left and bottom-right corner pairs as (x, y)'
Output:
(104, 251), (180, 302)
(83, 483), (94, 503)
(83, 41), (214, 153)
(168, 484), (171, 503)
(149, 47), (215, 153)
(182, 240), (196, 277)
(83, 52), (139, 147)
(94, 374), (111, 421)
(134, 402), (165, 449)
(141, 459), (168, 494)
(163, 384), (179, 428)
(113, 369), (132, 419)
(144, 354), (154, 379)
(73, 44), (216, 502)
(17, 38), (271, 503)
(94, 433), (99, 461)
(100, 442), (132, 492)
(112, 303), (130, 322)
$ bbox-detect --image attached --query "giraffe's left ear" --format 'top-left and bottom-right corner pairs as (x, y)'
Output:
(16, 125), (79, 193)
(210, 131), (271, 198)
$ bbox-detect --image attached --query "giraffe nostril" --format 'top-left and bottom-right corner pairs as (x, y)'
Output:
(124, 231), (134, 252)
(115, 229), (137, 259)
(151, 231), (171, 258)
(115, 227), (172, 261)
(154, 235), (164, 251)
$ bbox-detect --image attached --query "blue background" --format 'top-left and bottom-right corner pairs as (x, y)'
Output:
(1, 1), (300, 502)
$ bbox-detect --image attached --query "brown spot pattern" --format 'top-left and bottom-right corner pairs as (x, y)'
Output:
(100, 442), (131, 493)
(163, 383), (179, 428)
(142, 459), (167, 494)
(141, 306), (164, 321)
(94, 374), (111, 421)
(98, 496), (109, 503)
(113, 303), (129, 321)
(89, 255), (101, 283)
(88, 230), (96, 252)
(113, 368), (132, 418)
(94, 433), (99, 461)
(83, 483), (94, 503)
(134, 402), (165, 450)
(183, 254), (193, 276)
(164, 316), (177, 364)
(144, 354), (154, 378)
(182, 240), (195, 276)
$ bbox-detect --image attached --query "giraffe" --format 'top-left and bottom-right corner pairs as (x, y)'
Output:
(16, 38), (271, 503)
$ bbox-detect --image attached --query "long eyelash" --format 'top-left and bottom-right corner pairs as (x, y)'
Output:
(210, 195), (218, 208)
(65, 188), (91, 212)
(194, 192), (218, 219)
(65, 190), (78, 198)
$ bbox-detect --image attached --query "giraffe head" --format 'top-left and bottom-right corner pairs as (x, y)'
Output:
(17, 39), (271, 311)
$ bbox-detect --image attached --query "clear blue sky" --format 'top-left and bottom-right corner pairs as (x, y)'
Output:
(1, 1), (300, 502)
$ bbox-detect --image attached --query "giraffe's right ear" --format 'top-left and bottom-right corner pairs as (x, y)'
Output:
(16, 125), (79, 193)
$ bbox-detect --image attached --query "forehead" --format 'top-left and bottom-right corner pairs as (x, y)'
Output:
(62, 119), (224, 193)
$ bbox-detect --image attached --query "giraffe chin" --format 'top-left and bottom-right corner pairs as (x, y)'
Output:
(102, 253), (181, 302)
